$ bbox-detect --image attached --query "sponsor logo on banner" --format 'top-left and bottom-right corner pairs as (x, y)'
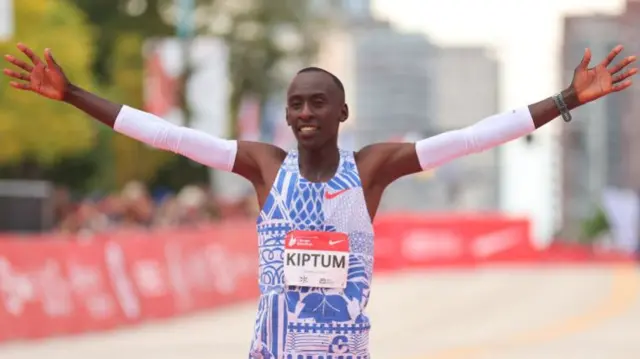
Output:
(471, 228), (521, 258)
(182, 248), (211, 292)
(401, 230), (464, 260)
(0, 257), (35, 316)
(164, 242), (191, 311)
(0, 257), (73, 318)
(37, 260), (73, 318)
(132, 260), (169, 298)
(67, 263), (116, 320)
(205, 244), (240, 295)
(105, 241), (140, 320)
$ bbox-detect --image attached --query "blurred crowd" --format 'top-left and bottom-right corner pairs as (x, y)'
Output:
(52, 182), (258, 235)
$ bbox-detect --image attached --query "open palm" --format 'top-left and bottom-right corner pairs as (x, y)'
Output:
(3, 43), (69, 101)
(571, 45), (637, 104)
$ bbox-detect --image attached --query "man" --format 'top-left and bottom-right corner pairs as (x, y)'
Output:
(3, 43), (636, 358)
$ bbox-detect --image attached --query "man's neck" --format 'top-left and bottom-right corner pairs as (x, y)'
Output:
(297, 144), (340, 183)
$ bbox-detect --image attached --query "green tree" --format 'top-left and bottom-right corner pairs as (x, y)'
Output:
(580, 207), (610, 244)
(69, 0), (214, 191)
(0, 0), (96, 171)
(59, 0), (323, 192)
(73, 0), (323, 137)
(70, 0), (175, 86)
(90, 31), (203, 191)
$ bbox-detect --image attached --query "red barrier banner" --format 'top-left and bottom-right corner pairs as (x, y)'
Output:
(0, 221), (259, 343)
(0, 214), (634, 343)
(373, 213), (535, 269)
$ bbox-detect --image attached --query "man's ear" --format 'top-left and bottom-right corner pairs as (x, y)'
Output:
(340, 104), (349, 123)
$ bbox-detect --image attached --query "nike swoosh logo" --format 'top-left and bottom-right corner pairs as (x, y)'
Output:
(329, 240), (345, 246)
(324, 189), (349, 200)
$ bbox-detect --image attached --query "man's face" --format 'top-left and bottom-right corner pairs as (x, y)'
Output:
(286, 71), (347, 150)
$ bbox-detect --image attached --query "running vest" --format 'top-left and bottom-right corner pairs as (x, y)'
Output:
(250, 149), (374, 359)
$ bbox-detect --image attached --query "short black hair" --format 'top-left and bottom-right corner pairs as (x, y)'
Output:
(297, 67), (345, 100)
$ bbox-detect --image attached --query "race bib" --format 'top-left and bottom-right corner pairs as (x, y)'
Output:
(284, 230), (350, 289)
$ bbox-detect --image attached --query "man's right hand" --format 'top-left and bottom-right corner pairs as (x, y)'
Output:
(2, 43), (286, 211)
(3, 43), (69, 101)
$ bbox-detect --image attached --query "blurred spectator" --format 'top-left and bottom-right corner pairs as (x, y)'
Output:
(119, 181), (154, 228)
(52, 186), (74, 226)
(48, 181), (253, 235)
(58, 199), (111, 235)
(175, 185), (208, 226)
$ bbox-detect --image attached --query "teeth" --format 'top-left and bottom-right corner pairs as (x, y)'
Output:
(300, 127), (317, 133)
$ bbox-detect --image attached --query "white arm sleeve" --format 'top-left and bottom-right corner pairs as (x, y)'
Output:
(415, 106), (535, 171)
(113, 105), (238, 172)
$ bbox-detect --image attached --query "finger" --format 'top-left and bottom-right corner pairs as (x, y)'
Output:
(16, 43), (43, 66)
(578, 48), (592, 70)
(609, 55), (637, 74)
(612, 80), (632, 92)
(612, 68), (638, 84)
(9, 81), (32, 91)
(44, 48), (58, 68)
(2, 68), (30, 81)
(4, 55), (33, 72)
(601, 44), (624, 67)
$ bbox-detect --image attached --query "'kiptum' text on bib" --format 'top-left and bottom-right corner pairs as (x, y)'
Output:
(283, 230), (350, 289)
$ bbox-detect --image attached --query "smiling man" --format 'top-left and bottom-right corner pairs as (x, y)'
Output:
(3, 42), (636, 358)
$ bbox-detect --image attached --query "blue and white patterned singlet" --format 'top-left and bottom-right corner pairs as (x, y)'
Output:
(250, 149), (375, 359)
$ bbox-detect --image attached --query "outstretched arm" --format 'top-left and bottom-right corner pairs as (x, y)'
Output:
(359, 45), (637, 188)
(2, 44), (285, 186)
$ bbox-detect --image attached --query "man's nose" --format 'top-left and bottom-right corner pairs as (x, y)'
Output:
(298, 103), (312, 120)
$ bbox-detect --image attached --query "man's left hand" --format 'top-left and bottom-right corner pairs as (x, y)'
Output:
(570, 45), (637, 105)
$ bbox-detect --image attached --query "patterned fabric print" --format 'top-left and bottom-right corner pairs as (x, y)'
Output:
(250, 149), (375, 359)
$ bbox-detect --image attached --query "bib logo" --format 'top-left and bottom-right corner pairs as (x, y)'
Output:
(288, 236), (297, 246)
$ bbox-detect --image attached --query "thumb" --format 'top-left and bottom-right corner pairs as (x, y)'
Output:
(577, 48), (591, 70)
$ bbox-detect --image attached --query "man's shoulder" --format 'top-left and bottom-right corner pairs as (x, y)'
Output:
(354, 142), (406, 161)
(234, 141), (288, 184)
(354, 142), (420, 186)
(239, 141), (288, 160)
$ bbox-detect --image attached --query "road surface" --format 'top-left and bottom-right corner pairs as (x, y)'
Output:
(1, 265), (638, 358)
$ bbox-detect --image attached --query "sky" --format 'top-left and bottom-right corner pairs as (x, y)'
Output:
(371, 0), (626, 111)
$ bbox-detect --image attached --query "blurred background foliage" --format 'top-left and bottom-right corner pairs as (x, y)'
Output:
(0, 0), (322, 194)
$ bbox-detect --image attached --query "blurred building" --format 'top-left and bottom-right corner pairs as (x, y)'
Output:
(620, 0), (640, 190)
(431, 46), (501, 210)
(561, 7), (639, 228)
(314, 0), (438, 211)
(312, 0), (504, 212)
